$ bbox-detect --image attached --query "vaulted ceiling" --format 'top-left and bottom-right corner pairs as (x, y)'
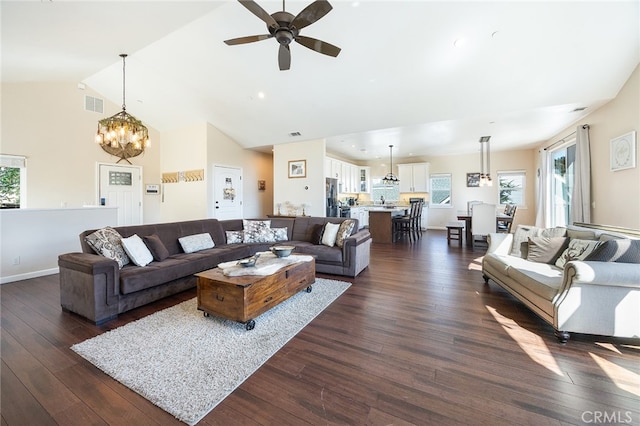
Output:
(2, 1), (638, 161)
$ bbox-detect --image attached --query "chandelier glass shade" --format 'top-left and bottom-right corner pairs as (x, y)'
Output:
(479, 136), (492, 186)
(95, 54), (150, 164)
(382, 144), (399, 185)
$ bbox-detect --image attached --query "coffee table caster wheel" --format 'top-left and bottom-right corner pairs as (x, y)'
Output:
(203, 312), (210, 318)
(245, 320), (255, 331)
(306, 285), (313, 293)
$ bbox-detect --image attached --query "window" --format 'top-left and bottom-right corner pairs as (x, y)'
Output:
(429, 173), (451, 207)
(0, 155), (26, 209)
(498, 170), (525, 207)
(371, 178), (400, 202)
(549, 142), (576, 227)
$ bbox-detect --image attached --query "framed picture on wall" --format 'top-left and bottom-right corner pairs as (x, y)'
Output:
(288, 160), (306, 178)
(610, 131), (636, 171)
(467, 172), (480, 187)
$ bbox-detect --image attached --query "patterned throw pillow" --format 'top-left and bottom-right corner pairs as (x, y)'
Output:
(178, 233), (215, 253)
(84, 227), (130, 269)
(225, 231), (244, 244)
(242, 220), (273, 243)
(555, 239), (602, 269)
(509, 225), (540, 258)
(271, 227), (288, 242)
(121, 234), (154, 267)
(335, 220), (356, 248)
(585, 239), (640, 263)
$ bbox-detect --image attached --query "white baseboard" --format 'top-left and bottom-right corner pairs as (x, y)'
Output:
(0, 267), (59, 285)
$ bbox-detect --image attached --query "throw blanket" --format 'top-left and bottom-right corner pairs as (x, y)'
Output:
(218, 251), (313, 276)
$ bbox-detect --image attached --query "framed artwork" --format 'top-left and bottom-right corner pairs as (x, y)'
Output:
(610, 131), (636, 171)
(258, 180), (266, 191)
(288, 160), (306, 178)
(466, 172), (480, 187)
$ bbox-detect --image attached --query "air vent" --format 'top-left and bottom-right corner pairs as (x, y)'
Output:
(85, 95), (104, 113)
(289, 131), (301, 137)
(571, 107), (587, 112)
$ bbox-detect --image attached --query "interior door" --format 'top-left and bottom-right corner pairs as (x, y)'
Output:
(99, 163), (142, 225)
(213, 165), (242, 220)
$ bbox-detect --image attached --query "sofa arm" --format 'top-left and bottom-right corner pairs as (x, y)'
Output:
(487, 233), (513, 255)
(343, 229), (371, 248)
(58, 252), (120, 324)
(564, 260), (640, 288)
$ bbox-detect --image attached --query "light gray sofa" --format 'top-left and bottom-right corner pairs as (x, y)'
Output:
(58, 216), (371, 324)
(482, 224), (640, 342)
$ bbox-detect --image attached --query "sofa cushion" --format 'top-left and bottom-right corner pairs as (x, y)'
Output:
(121, 234), (153, 267)
(294, 242), (343, 263)
(119, 257), (195, 294)
(335, 219), (356, 248)
(85, 227), (130, 269)
(555, 239), (602, 268)
(321, 222), (341, 247)
(585, 239), (640, 263)
(526, 236), (569, 264)
(566, 228), (597, 240)
(505, 260), (563, 301)
(143, 234), (170, 261)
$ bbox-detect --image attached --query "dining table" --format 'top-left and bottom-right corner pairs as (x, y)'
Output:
(456, 211), (513, 247)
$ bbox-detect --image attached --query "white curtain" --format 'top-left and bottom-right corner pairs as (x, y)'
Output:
(570, 125), (591, 224)
(535, 149), (549, 227)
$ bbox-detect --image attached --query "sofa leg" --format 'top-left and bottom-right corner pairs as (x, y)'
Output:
(554, 330), (570, 343)
(482, 275), (489, 285)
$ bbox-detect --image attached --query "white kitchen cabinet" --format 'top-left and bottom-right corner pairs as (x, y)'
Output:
(350, 207), (368, 229)
(359, 167), (370, 193)
(398, 163), (429, 193)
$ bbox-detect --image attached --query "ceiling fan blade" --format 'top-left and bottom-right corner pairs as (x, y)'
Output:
(278, 44), (291, 71)
(238, 0), (277, 28)
(224, 34), (272, 45)
(291, 0), (333, 30)
(295, 35), (341, 57)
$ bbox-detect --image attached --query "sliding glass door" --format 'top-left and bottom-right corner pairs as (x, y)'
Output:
(549, 143), (576, 227)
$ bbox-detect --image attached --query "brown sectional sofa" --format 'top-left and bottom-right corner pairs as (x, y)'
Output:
(58, 216), (371, 325)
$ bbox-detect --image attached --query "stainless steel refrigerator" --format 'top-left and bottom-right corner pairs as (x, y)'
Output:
(326, 178), (338, 217)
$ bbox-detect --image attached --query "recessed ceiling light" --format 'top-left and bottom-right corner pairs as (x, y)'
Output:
(491, 31), (499, 39)
(257, 91), (265, 99)
(453, 38), (465, 48)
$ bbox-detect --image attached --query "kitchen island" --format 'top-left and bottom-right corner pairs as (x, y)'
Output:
(367, 206), (409, 243)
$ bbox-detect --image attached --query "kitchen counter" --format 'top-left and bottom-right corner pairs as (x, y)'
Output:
(367, 207), (409, 243)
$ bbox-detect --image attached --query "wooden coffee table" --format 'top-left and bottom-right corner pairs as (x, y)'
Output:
(195, 258), (315, 330)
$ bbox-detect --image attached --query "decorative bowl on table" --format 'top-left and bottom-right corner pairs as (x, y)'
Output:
(269, 245), (295, 258)
(237, 254), (259, 267)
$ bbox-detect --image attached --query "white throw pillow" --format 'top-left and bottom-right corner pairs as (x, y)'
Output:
(321, 222), (340, 247)
(121, 234), (154, 267)
(555, 239), (602, 269)
(179, 233), (215, 253)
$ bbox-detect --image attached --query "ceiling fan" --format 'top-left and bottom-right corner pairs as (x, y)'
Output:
(224, 0), (341, 71)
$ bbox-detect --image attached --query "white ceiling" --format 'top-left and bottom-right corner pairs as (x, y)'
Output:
(2, 1), (639, 161)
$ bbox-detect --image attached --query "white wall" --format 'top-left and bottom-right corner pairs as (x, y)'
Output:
(273, 139), (326, 217)
(0, 207), (118, 283)
(537, 64), (640, 229)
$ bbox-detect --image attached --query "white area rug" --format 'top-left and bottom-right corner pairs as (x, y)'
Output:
(72, 278), (350, 425)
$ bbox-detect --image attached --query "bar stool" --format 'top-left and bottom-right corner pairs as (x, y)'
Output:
(446, 221), (465, 246)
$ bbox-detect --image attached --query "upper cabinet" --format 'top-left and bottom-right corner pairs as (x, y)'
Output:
(359, 167), (370, 193)
(325, 157), (366, 193)
(398, 163), (429, 193)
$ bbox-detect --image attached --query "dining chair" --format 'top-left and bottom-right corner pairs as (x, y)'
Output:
(393, 201), (421, 242)
(471, 203), (496, 249)
(467, 200), (483, 213)
(497, 204), (517, 233)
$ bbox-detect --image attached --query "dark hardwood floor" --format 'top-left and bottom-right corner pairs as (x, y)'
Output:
(2, 230), (639, 425)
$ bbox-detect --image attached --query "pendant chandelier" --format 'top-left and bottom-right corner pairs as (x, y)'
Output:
(95, 54), (150, 164)
(382, 144), (399, 185)
(479, 136), (493, 186)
